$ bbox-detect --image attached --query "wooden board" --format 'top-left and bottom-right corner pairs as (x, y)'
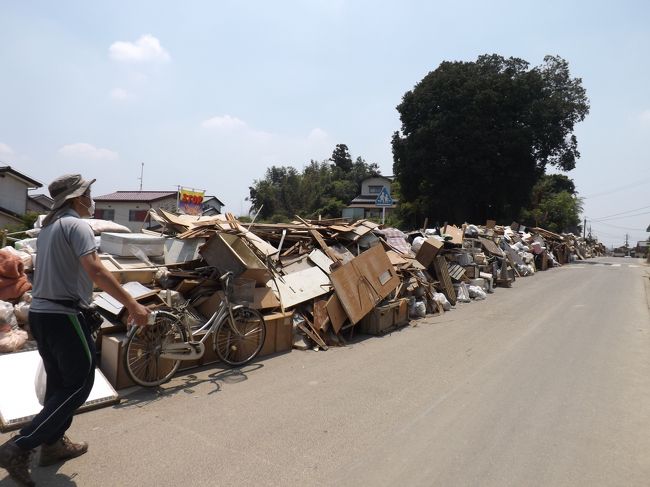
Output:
(326, 293), (347, 334)
(433, 255), (457, 305)
(329, 245), (400, 325)
(268, 266), (331, 309)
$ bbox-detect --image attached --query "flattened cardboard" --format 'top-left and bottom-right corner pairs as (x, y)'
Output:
(329, 245), (399, 325)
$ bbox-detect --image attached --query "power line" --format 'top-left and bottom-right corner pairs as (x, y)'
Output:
(582, 176), (650, 199)
(590, 205), (650, 221)
(591, 210), (650, 222)
(590, 221), (645, 231)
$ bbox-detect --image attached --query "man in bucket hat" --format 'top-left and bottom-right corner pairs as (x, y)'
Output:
(0, 174), (150, 486)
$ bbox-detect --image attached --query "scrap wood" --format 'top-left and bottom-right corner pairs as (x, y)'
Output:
(326, 293), (347, 334)
(432, 255), (456, 305)
(313, 299), (330, 332)
(296, 319), (329, 350)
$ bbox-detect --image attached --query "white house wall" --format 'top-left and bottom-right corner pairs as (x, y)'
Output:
(0, 175), (28, 215)
(95, 197), (177, 232)
(361, 177), (391, 196)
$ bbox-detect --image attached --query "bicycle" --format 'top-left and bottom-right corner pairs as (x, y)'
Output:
(123, 268), (266, 387)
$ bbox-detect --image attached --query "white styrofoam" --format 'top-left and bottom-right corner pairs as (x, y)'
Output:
(100, 232), (165, 257)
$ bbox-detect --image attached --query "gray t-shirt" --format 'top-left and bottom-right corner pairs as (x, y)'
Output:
(31, 209), (97, 314)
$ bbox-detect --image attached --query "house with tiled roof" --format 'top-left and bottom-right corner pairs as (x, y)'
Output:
(342, 176), (398, 222)
(0, 166), (43, 227)
(94, 191), (179, 232)
(94, 190), (225, 231)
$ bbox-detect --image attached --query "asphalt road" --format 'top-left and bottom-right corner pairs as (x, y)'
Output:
(2, 257), (649, 487)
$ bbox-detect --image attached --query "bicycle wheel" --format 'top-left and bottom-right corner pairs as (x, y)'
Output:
(124, 311), (188, 387)
(213, 307), (266, 366)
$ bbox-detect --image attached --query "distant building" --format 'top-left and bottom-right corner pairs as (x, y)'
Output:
(342, 176), (398, 221)
(94, 190), (225, 232)
(27, 194), (53, 213)
(202, 195), (225, 216)
(94, 191), (178, 232)
(0, 166), (43, 227)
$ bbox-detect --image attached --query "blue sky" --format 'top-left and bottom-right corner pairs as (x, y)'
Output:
(1, 0), (648, 247)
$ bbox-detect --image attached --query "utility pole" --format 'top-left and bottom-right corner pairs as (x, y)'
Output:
(138, 163), (144, 191)
(583, 217), (586, 239)
(625, 233), (629, 248)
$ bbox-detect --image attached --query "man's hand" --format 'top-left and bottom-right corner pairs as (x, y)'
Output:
(127, 302), (151, 327)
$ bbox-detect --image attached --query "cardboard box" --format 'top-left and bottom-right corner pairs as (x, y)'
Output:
(264, 311), (294, 354)
(199, 233), (270, 284)
(394, 298), (409, 326)
(100, 333), (135, 390)
(415, 237), (444, 267)
(258, 317), (277, 357)
(196, 287), (280, 318)
(100, 330), (215, 390)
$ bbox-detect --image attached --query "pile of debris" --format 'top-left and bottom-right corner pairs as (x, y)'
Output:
(0, 210), (603, 389)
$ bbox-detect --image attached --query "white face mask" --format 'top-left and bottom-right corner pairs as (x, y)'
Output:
(79, 198), (95, 218)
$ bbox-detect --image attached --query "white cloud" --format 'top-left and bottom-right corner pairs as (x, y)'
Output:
(0, 142), (14, 156)
(110, 88), (132, 100)
(201, 115), (248, 130)
(58, 143), (119, 161)
(109, 34), (170, 63)
(307, 128), (328, 142)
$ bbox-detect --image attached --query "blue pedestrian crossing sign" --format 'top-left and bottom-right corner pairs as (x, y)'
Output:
(375, 187), (393, 206)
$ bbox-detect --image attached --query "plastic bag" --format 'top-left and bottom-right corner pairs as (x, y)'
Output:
(432, 292), (451, 311)
(13, 301), (30, 324)
(455, 283), (471, 303)
(409, 299), (426, 318)
(410, 236), (425, 254)
(468, 285), (487, 300)
(0, 300), (17, 328)
(0, 327), (28, 353)
(34, 357), (47, 405)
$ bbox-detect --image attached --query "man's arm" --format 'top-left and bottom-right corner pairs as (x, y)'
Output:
(80, 252), (150, 326)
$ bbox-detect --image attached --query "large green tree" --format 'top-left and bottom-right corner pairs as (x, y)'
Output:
(248, 145), (381, 220)
(392, 54), (589, 227)
(520, 174), (583, 233)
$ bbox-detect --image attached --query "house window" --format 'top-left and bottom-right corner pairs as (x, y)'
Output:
(368, 185), (384, 194)
(94, 209), (115, 220)
(129, 210), (148, 222)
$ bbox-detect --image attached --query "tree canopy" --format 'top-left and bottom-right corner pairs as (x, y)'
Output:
(248, 145), (380, 221)
(520, 174), (583, 233)
(392, 54), (589, 227)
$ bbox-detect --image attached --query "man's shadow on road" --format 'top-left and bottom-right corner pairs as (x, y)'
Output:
(1, 468), (77, 486)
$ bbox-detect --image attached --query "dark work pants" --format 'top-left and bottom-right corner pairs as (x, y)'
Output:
(14, 311), (96, 451)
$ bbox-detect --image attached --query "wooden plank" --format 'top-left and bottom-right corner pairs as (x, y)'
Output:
(313, 299), (330, 332)
(326, 293), (347, 334)
(433, 255), (456, 305)
(329, 245), (400, 325)
(297, 321), (328, 350)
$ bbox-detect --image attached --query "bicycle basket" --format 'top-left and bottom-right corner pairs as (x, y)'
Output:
(231, 277), (255, 306)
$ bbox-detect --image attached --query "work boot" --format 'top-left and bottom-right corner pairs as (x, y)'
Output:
(0, 438), (35, 487)
(38, 435), (88, 467)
